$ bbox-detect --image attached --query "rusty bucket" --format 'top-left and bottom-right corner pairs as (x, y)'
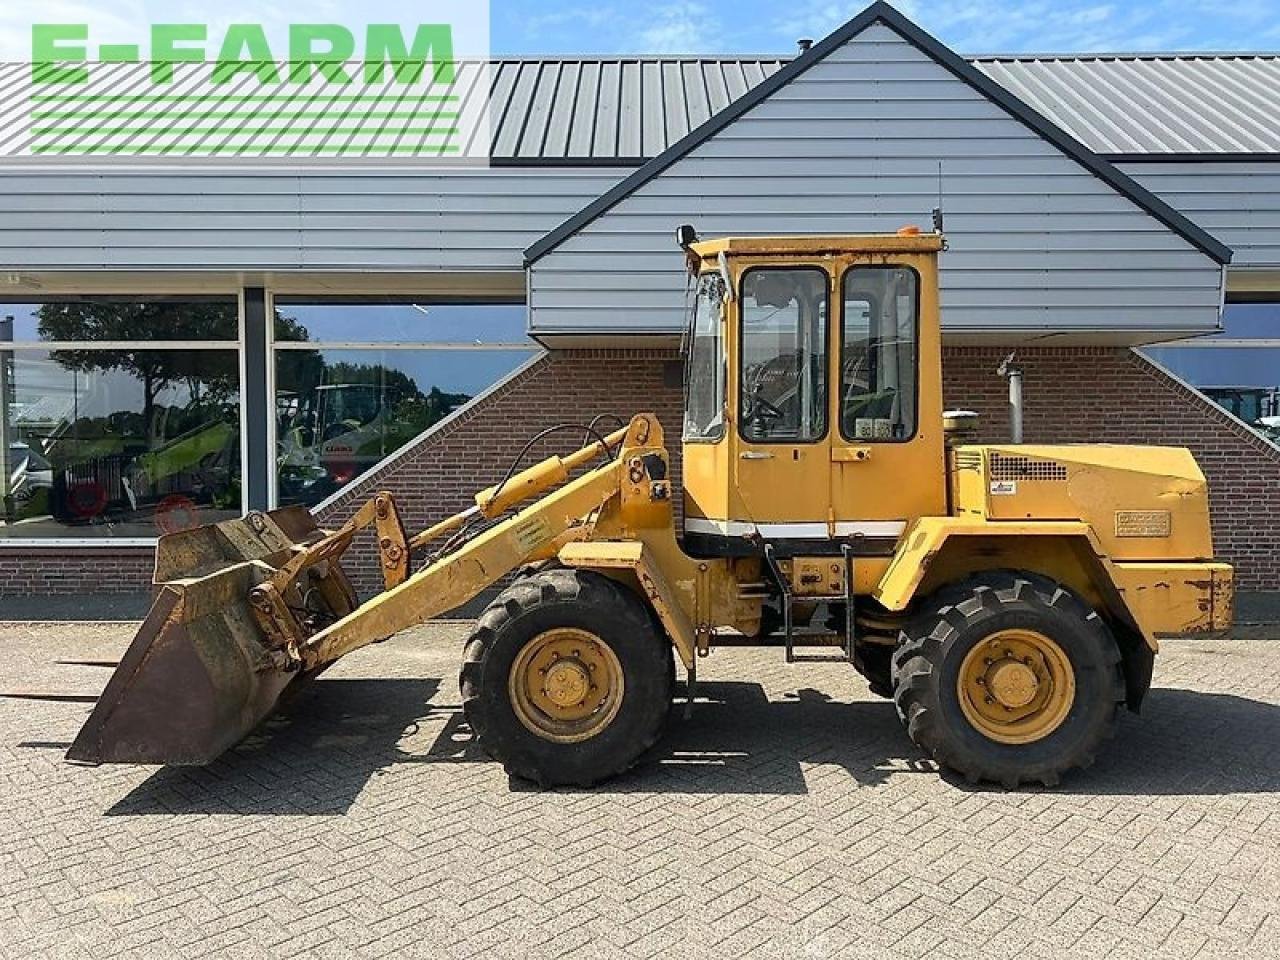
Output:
(67, 506), (354, 765)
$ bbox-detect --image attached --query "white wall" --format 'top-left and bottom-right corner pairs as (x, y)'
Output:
(528, 23), (1226, 339)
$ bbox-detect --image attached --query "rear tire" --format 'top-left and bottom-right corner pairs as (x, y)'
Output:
(461, 568), (675, 787)
(891, 572), (1123, 788)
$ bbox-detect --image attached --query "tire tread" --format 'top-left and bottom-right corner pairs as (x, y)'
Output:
(891, 570), (1124, 788)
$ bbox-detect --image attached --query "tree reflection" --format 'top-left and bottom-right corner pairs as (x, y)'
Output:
(23, 302), (242, 529)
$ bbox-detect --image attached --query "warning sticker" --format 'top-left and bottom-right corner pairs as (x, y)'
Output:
(512, 515), (552, 552)
(990, 480), (1018, 496)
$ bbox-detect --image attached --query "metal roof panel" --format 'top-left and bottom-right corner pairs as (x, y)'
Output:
(0, 51), (1277, 161)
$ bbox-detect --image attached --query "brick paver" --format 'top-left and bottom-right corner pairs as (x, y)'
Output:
(1, 620), (1277, 959)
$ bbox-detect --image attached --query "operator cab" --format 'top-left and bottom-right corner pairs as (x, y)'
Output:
(677, 227), (947, 558)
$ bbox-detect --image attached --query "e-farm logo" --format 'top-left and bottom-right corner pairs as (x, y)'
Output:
(26, 20), (485, 158)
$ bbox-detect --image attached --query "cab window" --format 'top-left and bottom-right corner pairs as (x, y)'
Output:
(841, 266), (919, 441)
(683, 274), (726, 441)
(739, 267), (828, 443)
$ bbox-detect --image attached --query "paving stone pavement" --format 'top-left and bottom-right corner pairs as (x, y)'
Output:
(1, 619), (1278, 960)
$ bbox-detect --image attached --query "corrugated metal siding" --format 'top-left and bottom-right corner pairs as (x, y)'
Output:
(0, 167), (627, 271)
(975, 56), (1280, 155)
(1120, 161), (1280, 270)
(487, 58), (785, 159)
(528, 24), (1225, 336)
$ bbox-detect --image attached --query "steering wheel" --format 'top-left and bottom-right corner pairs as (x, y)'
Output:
(750, 392), (784, 422)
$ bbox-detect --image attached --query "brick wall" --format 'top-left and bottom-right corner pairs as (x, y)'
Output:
(2, 345), (1276, 596)
(0, 548), (154, 597)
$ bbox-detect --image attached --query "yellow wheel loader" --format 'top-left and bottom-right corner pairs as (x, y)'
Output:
(66, 226), (1234, 788)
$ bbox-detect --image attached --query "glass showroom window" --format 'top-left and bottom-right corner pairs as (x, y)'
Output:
(0, 299), (241, 540)
(272, 302), (538, 508)
(1142, 302), (1280, 447)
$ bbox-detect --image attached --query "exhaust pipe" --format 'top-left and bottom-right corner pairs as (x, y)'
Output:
(998, 352), (1024, 444)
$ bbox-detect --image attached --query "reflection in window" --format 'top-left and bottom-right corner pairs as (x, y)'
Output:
(739, 268), (828, 442)
(0, 350), (241, 539)
(1, 299), (238, 342)
(274, 303), (527, 344)
(841, 266), (919, 441)
(272, 302), (538, 508)
(1142, 302), (1280, 446)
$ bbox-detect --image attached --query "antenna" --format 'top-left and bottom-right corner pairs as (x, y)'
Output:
(932, 160), (945, 234)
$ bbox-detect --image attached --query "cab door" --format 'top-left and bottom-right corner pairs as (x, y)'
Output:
(730, 265), (832, 533)
(829, 259), (945, 542)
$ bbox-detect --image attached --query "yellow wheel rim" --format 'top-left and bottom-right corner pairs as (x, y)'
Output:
(508, 628), (624, 744)
(957, 628), (1076, 745)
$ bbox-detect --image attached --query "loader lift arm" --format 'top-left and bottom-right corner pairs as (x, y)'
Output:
(302, 434), (629, 668)
(265, 421), (635, 671)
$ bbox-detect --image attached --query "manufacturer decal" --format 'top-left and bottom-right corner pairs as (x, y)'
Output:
(1115, 510), (1172, 538)
(990, 480), (1018, 496)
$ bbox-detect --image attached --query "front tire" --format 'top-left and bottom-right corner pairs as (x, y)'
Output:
(461, 568), (675, 787)
(852, 641), (894, 699)
(891, 572), (1123, 788)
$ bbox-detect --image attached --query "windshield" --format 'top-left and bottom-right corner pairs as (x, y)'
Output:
(322, 386), (382, 427)
(683, 274), (725, 441)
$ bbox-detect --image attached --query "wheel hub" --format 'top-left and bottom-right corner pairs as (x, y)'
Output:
(543, 660), (591, 708)
(509, 628), (625, 743)
(957, 629), (1076, 745)
(987, 659), (1039, 708)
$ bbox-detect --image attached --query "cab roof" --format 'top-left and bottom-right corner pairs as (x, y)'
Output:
(688, 232), (946, 259)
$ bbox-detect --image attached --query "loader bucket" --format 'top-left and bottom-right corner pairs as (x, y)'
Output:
(67, 506), (346, 765)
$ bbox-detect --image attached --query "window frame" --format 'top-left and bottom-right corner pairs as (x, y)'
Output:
(0, 295), (245, 547)
(837, 263), (922, 446)
(736, 264), (832, 446)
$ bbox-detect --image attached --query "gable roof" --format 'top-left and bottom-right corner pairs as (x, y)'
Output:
(523, 1), (1233, 266)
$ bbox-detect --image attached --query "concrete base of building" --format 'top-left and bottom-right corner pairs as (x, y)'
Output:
(0, 593), (154, 621)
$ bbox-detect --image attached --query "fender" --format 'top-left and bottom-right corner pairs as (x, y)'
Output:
(558, 539), (698, 669)
(874, 517), (1158, 650)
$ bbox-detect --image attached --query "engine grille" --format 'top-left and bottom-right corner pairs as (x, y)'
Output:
(990, 453), (1069, 482)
